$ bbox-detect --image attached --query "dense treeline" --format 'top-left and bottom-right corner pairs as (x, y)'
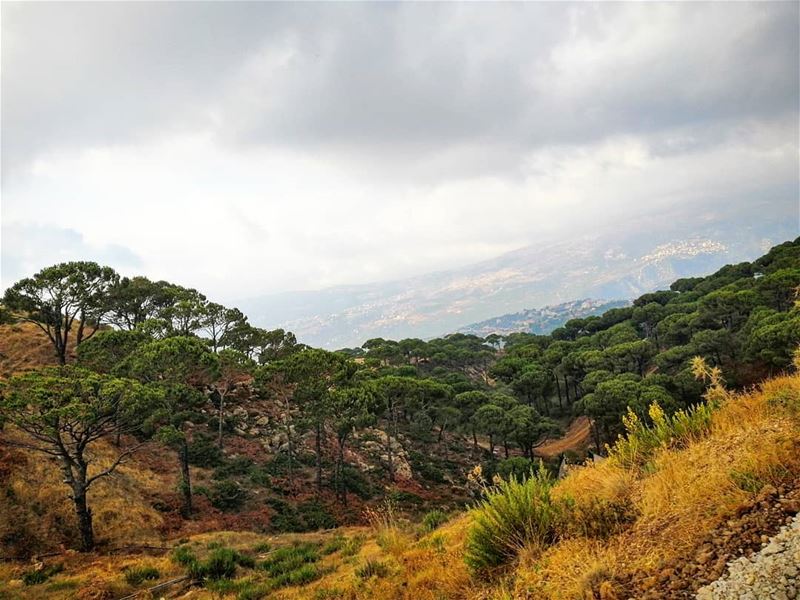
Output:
(0, 239), (798, 551)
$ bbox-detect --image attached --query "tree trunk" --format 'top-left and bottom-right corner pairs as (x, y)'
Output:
(503, 440), (509, 459)
(315, 423), (323, 492)
(179, 440), (192, 518)
(386, 428), (395, 483)
(337, 441), (347, 506)
(472, 428), (478, 452)
(554, 376), (563, 410)
(217, 393), (225, 450)
(73, 490), (94, 552)
(563, 375), (570, 405)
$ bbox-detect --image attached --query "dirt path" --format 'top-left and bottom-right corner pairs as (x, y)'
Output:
(534, 416), (593, 459)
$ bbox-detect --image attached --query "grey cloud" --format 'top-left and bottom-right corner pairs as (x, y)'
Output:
(2, 2), (797, 181)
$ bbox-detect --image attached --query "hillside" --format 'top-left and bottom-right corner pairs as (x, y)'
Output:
(0, 238), (798, 600)
(456, 298), (631, 338)
(1, 370), (797, 600)
(238, 206), (796, 348)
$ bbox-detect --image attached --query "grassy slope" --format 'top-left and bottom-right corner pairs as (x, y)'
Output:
(2, 372), (797, 599)
(0, 322), (76, 378)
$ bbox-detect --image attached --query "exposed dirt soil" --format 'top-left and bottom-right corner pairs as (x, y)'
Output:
(535, 415), (593, 459)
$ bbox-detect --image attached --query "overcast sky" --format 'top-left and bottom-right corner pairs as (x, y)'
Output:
(2, 2), (798, 302)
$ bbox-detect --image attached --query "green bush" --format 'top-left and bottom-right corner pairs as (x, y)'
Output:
(210, 480), (248, 512)
(171, 544), (197, 567)
(496, 457), (536, 481)
(174, 546), (254, 583)
(123, 564), (160, 585)
(341, 535), (365, 557)
(464, 468), (559, 575)
(266, 498), (335, 532)
(187, 433), (223, 467)
(409, 451), (446, 483)
(421, 509), (448, 532)
(197, 547), (239, 581)
(252, 541), (272, 553)
(273, 563), (322, 587)
(610, 401), (715, 468)
(236, 582), (273, 600)
(297, 500), (336, 530)
(260, 543), (320, 578)
(248, 465), (272, 487)
(321, 535), (346, 555)
(355, 559), (390, 579)
(213, 456), (254, 478)
(387, 489), (423, 506)
(340, 465), (374, 499)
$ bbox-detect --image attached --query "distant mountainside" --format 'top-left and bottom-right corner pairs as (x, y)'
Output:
(457, 298), (632, 337)
(238, 203), (797, 348)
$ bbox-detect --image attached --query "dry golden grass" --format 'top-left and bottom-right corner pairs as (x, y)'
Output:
(0, 428), (167, 554)
(0, 322), (77, 378)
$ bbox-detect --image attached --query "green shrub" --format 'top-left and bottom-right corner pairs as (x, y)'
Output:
(355, 559), (390, 579)
(340, 535), (364, 557)
(321, 535), (346, 555)
(464, 468), (559, 575)
(236, 582), (274, 600)
(409, 450), (446, 483)
(421, 509), (448, 532)
(340, 465), (374, 499)
(496, 457), (536, 481)
(610, 401), (715, 467)
(260, 543), (320, 578)
(188, 433), (223, 467)
(258, 542), (324, 589)
(297, 500), (336, 530)
(213, 456), (254, 479)
(273, 563), (322, 587)
(266, 498), (335, 532)
(171, 544), (197, 567)
(175, 546), (254, 583)
(252, 541), (272, 553)
(248, 465), (272, 487)
(210, 480), (248, 512)
(22, 563), (64, 586)
(387, 489), (423, 506)
(199, 547), (239, 580)
(123, 564), (160, 585)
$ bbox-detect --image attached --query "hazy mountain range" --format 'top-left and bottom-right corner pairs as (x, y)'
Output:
(239, 206), (797, 349)
(456, 298), (632, 338)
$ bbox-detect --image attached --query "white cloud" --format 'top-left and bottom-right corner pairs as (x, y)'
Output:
(1, 2), (797, 301)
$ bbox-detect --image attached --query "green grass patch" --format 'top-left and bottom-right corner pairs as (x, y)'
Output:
(22, 563), (64, 586)
(355, 559), (390, 580)
(122, 564), (160, 586)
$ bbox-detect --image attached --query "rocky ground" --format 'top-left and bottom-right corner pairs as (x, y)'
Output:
(617, 479), (800, 599)
(696, 513), (799, 600)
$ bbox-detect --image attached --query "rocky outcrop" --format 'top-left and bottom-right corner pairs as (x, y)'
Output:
(696, 514), (799, 600)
